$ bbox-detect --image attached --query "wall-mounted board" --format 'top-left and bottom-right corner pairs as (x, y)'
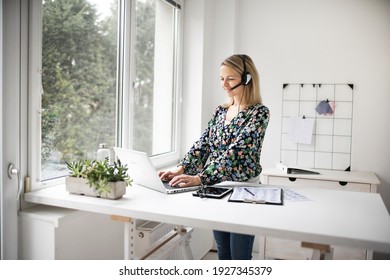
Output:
(280, 83), (354, 171)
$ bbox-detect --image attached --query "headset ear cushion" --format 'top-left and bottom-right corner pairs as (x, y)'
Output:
(244, 73), (252, 85)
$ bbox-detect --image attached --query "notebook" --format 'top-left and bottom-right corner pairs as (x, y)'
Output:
(228, 185), (283, 205)
(113, 147), (200, 194)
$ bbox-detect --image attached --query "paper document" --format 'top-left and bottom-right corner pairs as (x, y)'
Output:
(228, 186), (283, 205)
(283, 189), (311, 202)
(288, 116), (315, 144)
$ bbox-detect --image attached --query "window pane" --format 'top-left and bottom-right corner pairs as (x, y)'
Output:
(132, 0), (176, 155)
(41, 0), (118, 180)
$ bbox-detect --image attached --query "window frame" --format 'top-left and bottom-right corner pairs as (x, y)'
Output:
(28, 0), (184, 190)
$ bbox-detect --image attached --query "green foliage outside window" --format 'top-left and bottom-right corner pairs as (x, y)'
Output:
(41, 0), (156, 179)
(42, 0), (118, 164)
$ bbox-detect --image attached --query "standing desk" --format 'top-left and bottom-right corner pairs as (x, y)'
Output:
(24, 182), (390, 259)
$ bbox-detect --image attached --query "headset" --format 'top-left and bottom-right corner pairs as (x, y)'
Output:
(231, 55), (252, 90)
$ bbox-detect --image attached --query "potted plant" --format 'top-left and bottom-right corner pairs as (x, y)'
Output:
(66, 159), (132, 199)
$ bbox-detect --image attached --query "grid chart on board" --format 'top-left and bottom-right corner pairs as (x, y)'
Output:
(280, 83), (354, 171)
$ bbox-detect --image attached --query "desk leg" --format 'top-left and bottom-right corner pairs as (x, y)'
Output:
(176, 226), (194, 260)
(366, 250), (373, 260)
(111, 215), (136, 260)
(124, 220), (137, 260)
(257, 235), (266, 260)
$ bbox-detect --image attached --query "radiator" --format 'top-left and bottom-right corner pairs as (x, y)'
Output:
(134, 219), (213, 260)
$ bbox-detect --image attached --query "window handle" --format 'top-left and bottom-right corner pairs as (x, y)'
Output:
(8, 163), (23, 201)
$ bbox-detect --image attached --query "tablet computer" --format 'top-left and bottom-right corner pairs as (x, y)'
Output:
(192, 186), (233, 199)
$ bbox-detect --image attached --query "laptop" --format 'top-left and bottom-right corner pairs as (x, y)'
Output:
(113, 147), (200, 194)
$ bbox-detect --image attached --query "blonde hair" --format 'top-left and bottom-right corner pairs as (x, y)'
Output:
(221, 54), (262, 107)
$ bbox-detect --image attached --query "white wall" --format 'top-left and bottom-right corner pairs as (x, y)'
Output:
(182, 0), (390, 212)
(0, 0), (3, 259)
(181, 0), (238, 153)
(181, 0), (205, 153)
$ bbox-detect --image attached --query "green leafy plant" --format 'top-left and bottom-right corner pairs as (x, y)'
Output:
(66, 159), (132, 195)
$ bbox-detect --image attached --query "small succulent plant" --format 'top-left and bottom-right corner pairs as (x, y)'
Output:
(66, 159), (132, 195)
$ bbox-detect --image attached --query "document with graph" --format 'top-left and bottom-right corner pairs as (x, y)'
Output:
(228, 186), (283, 205)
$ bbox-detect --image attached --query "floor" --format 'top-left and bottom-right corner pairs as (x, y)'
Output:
(202, 250), (390, 260)
(201, 250), (218, 260)
(201, 250), (259, 260)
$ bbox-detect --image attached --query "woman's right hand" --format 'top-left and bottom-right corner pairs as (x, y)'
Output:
(158, 166), (184, 182)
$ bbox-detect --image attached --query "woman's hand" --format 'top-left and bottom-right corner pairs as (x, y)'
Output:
(158, 166), (184, 182)
(159, 166), (202, 187)
(168, 174), (202, 188)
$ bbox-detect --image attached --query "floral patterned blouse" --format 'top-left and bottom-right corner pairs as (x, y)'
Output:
(179, 103), (270, 185)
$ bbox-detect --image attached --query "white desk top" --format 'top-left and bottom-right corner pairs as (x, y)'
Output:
(24, 183), (390, 254)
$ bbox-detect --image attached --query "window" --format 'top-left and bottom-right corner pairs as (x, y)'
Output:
(30, 0), (182, 188)
(122, 0), (182, 166)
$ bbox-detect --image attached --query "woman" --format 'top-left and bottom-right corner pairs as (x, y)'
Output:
(159, 54), (270, 260)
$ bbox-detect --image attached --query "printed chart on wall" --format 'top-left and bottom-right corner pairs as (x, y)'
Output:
(280, 83), (354, 171)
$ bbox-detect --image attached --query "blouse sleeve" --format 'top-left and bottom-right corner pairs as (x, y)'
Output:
(178, 108), (219, 175)
(200, 105), (270, 185)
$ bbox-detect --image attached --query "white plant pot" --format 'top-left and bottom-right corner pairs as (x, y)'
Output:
(65, 176), (126, 199)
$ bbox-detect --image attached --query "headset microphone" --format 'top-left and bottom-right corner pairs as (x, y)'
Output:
(230, 81), (243, 90)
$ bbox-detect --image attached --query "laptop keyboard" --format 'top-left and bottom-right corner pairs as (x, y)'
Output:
(162, 181), (177, 190)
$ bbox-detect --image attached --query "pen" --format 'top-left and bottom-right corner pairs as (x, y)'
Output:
(244, 188), (255, 196)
